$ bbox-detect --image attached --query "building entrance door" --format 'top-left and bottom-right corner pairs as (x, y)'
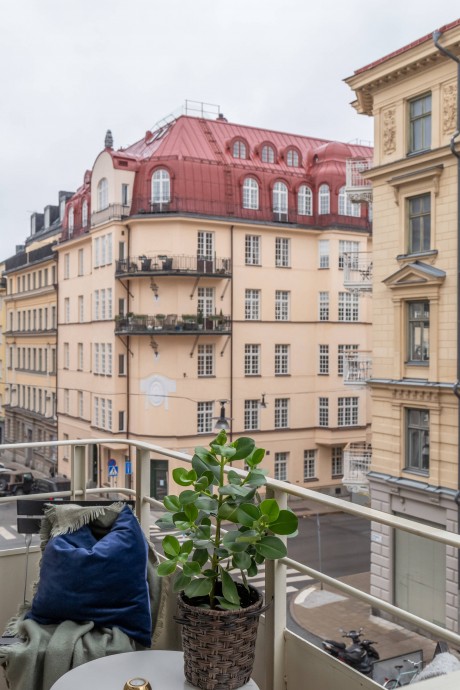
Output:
(150, 459), (168, 500)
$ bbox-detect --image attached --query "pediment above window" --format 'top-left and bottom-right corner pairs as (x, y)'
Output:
(383, 261), (446, 289)
(388, 165), (443, 204)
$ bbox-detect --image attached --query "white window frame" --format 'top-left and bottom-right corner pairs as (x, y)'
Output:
(242, 178), (259, 210)
(331, 447), (344, 477)
(298, 185), (313, 216)
(233, 140), (246, 159)
(198, 344), (214, 377)
(318, 344), (329, 375)
(274, 452), (288, 481)
(318, 239), (330, 268)
(338, 396), (359, 426)
(275, 344), (289, 375)
(78, 295), (84, 323)
(338, 292), (359, 322)
(97, 178), (108, 211)
(244, 400), (260, 431)
(82, 200), (88, 227)
(274, 398), (289, 429)
(244, 344), (260, 376)
(152, 169), (170, 204)
(339, 240), (360, 269)
(318, 184), (330, 215)
(304, 450), (317, 480)
(197, 286), (215, 317)
(275, 237), (290, 267)
(262, 145), (275, 163)
(273, 181), (288, 214)
(64, 254), (70, 280)
(319, 292), (329, 321)
(275, 290), (290, 321)
(78, 248), (84, 276)
(78, 343), (83, 371)
(319, 397), (329, 427)
(197, 401), (213, 434)
(245, 289), (260, 320)
(286, 149), (299, 167)
(338, 186), (360, 217)
(338, 344), (359, 376)
(245, 235), (261, 265)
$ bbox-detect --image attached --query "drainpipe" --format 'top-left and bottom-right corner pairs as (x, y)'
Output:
(433, 30), (460, 614)
(230, 224), (234, 442)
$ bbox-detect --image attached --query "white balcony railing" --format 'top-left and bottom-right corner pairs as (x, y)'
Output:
(345, 158), (373, 203)
(343, 251), (373, 292)
(1, 438), (460, 690)
(342, 443), (372, 494)
(343, 350), (372, 385)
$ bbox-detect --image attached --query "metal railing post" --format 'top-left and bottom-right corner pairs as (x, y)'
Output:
(136, 447), (151, 537)
(264, 487), (287, 690)
(71, 444), (87, 500)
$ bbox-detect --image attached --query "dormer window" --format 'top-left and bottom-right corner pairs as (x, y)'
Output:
(68, 206), (74, 232)
(298, 185), (313, 216)
(82, 200), (88, 227)
(286, 149), (300, 167)
(151, 169), (170, 204)
(318, 184), (330, 215)
(261, 145), (275, 164)
(232, 140), (247, 159)
(242, 178), (259, 210)
(338, 186), (360, 217)
(273, 182), (288, 214)
(97, 178), (109, 211)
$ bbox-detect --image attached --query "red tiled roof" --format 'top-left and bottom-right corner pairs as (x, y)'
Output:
(355, 17), (460, 75)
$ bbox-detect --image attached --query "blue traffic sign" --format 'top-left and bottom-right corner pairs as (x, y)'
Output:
(108, 459), (117, 467)
(125, 461), (132, 475)
(108, 465), (119, 477)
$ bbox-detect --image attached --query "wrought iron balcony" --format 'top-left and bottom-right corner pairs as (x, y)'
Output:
(343, 252), (373, 292)
(342, 443), (372, 494)
(115, 255), (231, 278)
(343, 351), (372, 385)
(345, 158), (373, 204)
(114, 313), (231, 335)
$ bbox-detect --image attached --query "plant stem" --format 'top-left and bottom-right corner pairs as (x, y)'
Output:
(209, 452), (225, 609)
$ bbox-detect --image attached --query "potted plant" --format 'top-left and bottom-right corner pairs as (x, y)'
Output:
(155, 313), (166, 329)
(156, 431), (298, 689)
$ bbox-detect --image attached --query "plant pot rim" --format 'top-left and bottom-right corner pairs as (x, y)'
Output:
(178, 584), (264, 619)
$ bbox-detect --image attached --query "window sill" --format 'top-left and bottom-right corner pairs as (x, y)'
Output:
(396, 249), (438, 262)
(304, 478), (319, 483)
(405, 360), (429, 367)
(275, 373), (291, 377)
(332, 474), (344, 479)
(402, 467), (429, 477)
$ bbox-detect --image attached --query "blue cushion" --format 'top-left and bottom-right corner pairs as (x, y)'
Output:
(26, 506), (151, 647)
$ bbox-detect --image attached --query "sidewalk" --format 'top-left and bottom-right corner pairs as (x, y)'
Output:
(290, 572), (439, 665)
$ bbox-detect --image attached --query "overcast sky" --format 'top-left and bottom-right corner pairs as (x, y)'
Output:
(0, 0), (458, 259)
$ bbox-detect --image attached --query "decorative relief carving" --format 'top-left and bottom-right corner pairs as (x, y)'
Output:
(443, 83), (457, 134)
(392, 388), (439, 403)
(383, 108), (396, 155)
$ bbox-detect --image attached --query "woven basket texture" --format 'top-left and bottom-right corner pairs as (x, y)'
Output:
(177, 586), (263, 690)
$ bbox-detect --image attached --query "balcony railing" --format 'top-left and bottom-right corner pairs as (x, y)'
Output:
(91, 204), (131, 227)
(343, 252), (373, 292)
(115, 255), (231, 277)
(345, 158), (373, 204)
(342, 443), (372, 493)
(114, 313), (232, 335)
(1, 438), (460, 690)
(343, 351), (372, 385)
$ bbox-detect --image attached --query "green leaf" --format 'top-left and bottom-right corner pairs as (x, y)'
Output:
(248, 560), (258, 577)
(255, 535), (287, 559)
(227, 470), (242, 485)
(192, 453), (221, 481)
(194, 475), (211, 491)
(163, 495), (181, 512)
(172, 467), (197, 486)
(220, 568), (240, 605)
(202, 569), (218, 578)
(155, 513), (175, 530)
(184, 577), (213, 598)
(215, 597), (242, 610)
(260, 499), (280, 522)
(194, 496), (218, 512)
(162, 535), (181, 557)
(269, 509), (299, 535)
(232, 552), (252, 570)
(211, 444), (237, 460)
(230, 436), (256, 461)
(219, 484), (254, 498)
(245, 447), (265, 467)
(179, 490), (200, 506)
(172, 512), (191, 530)
(183, 503), (199, 522)
(183, 561), (202, 577)
(157, 559), (178, 576)
(192, 549), (209, 566)
(235, 529), (259, 544)
(244, 469), (268, 487)
(237, 503), (260, 527)
(173, 572), (192, 592)
(195, 524), (211, 540)
(223, 531), (248, 553)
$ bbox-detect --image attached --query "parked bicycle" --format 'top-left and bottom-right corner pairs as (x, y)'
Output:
(383, 658), (423, 687)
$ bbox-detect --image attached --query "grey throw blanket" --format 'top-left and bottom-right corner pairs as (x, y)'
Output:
(0, 502), (171, 690)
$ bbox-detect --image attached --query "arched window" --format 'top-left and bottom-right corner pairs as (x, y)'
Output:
(298, 185), (313, 216)
(97, 178), (108, 211)
(81, 199), (88, 227)
(232, 140), (247, 159)
(338, 186), (360, 217)
(68, 206), (74, 232)
(273, 182), (288, 214)
(262, 145), (275, 163)
(286, 149), (299, 167)
(242, 178), (259, 210)
(151, 169), (170, 204)
(318, 184), (330, 215)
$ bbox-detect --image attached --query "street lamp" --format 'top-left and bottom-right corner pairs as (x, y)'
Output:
(213, 400), (231, 431)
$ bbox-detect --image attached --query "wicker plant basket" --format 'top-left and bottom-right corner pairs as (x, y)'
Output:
(176, 584), (266, 690)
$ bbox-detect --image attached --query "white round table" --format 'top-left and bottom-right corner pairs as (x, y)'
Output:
(50, 649), (260, 689)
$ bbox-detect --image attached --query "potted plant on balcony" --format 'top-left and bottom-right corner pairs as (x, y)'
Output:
(156, 431), (298, 690)
(155, 313), (166, 329)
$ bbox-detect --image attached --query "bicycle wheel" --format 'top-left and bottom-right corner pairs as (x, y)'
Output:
(383, 680), (401, 689)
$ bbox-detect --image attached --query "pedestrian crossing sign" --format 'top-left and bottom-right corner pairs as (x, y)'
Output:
(108, 465), (119, 477)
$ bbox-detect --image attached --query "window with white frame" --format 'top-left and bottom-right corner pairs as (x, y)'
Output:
(107, 288), (112, 319)
(298, 185), (313, 216)
(64, 389), (70, 415)
(318, 344), (329, 375)
(63, 342), (69, 369)
(78, 391), (84, 418)
(275, 237), (290, 267)
(78, 295), (84, 323)
(318, 239), (330, 268)
(338, 292), (359, 322)
(338, 240), (360, 269)
(318, 184), (330, 215)
(274, 452), (288, 481)
(262, 145), (275, 163)
(68, 206), (74, 232)
(151, 169), (170, 204)
(338, 397), (359, 426)
(274, 398), (289, 429)
(198, 286), (214, 317)
(94, 291), (99, 320)
(94, 343), (100, 374)
(338, 344), (359, 376)
(319, 397), (329, 427)
(97, 178), (108, 211)
(319, 291), (329, 321)
(198, 344), (214, 377)
(118, 353), (126, 376)
(275, 344), (289, 375)
(245, 289), (260, 320)
(232, 140), (247, 159)
(338, 187), (360, 217)
(304, 450), (316, 480)
(244, 400), (259, 430)
(78, 343), (83, 371)
(101, 289), (106, 320)
(121, 183), (129, 206)
(82, 200), (88, 227)
(64, 298), (70, 323)
(275, 290), (290, 321)
(331, 447), (344, 477)
(94, 397), (99, 427)
(244, 344), (260, 376)
(107, 343), (112, 375)
(245, 235), (261, 265)
(78, 248), (84, 276)
(273, 181), (288, 214)
(408, 301), (430, 362)
(64, 254), (70, 280)
(242, 178), (259, 210)
(286, 149), (299, 167)
(94, 237), (100, 267)
(197, 231), (214, 260)
(409, 93), (432, 154)
(197, 401), (213, 434)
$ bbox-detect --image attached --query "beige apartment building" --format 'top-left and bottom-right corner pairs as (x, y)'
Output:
(56, 113), (372, 499)
(346, 19), (460, 632)
(0, 262), (6, 443)
(3, 193), (72, 471)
